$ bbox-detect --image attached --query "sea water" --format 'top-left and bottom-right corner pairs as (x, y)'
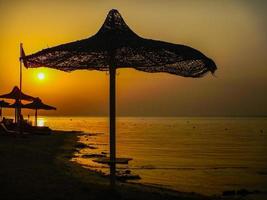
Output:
(40, 117), (267, 197)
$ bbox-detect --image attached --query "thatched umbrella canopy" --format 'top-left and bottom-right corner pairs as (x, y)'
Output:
(0, 86), (35, 123)
(0, 100), (10, 119)
(24, 98), (56, 126)
(0, 86), (35, 101)
(22, 9), (217, 187)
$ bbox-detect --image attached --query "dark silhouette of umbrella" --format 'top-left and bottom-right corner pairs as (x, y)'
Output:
(24, 98), (56, 126)
(0, 86), (35, 123)
(0, 86), (35, 101)
(22, 9), (217, 187)
(0, 100), (10, 119)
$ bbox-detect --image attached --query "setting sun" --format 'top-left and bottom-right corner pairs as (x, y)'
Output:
(37, 72), (45, 80)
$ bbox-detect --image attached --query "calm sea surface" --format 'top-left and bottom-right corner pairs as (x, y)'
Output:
(39, 117), (267, 197)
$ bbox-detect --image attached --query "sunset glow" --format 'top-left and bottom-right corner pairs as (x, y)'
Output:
(0, 0), (267, 116)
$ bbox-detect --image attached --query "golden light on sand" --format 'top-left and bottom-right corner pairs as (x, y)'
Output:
(37, 72), (45, 80)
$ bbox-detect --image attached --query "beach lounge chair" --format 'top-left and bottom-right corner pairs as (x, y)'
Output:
(0, 123), (17, 134)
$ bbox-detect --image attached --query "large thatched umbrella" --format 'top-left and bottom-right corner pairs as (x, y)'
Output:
(0, 86), (35, 122)
(22, 9), (217, 187)
(24, 98), (56, 126)
(0, 100), (10, 120)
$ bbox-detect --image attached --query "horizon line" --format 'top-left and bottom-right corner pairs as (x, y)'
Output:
(4, 115), (267, 118)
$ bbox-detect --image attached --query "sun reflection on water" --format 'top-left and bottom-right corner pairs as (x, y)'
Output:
(37, 118), (45, 127)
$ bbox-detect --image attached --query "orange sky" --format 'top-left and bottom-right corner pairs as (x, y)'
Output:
(0, 0), (267, 116)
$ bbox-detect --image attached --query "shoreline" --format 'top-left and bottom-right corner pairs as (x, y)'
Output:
(61, 131), (267, 200)
(58, 131), (217, 200)
(0, 131), (217, 200)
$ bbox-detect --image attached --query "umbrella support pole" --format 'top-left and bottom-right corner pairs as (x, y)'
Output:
(15, 108), (17, 123)
(35, 109), (37, 126)
(109, 66), (116, 189)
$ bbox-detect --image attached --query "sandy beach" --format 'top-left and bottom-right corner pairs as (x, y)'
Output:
(0, 132), (215, 200)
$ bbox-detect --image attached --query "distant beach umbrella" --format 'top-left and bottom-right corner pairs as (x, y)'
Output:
(24, 98), (56, 126)
(22, 9), (217, 187)
(0, 100), (10, 119)
(0, 86), (35, 101)
(0, 86), (35, 122)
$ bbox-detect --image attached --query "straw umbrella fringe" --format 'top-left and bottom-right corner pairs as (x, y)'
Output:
(22, 9), (217, 188)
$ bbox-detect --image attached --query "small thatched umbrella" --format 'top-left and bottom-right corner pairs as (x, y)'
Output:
(24, 98), (56, 126)
(0, 100), (10, 120)
(0, 86), (35, 123)
(22, 9), (217, 187)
